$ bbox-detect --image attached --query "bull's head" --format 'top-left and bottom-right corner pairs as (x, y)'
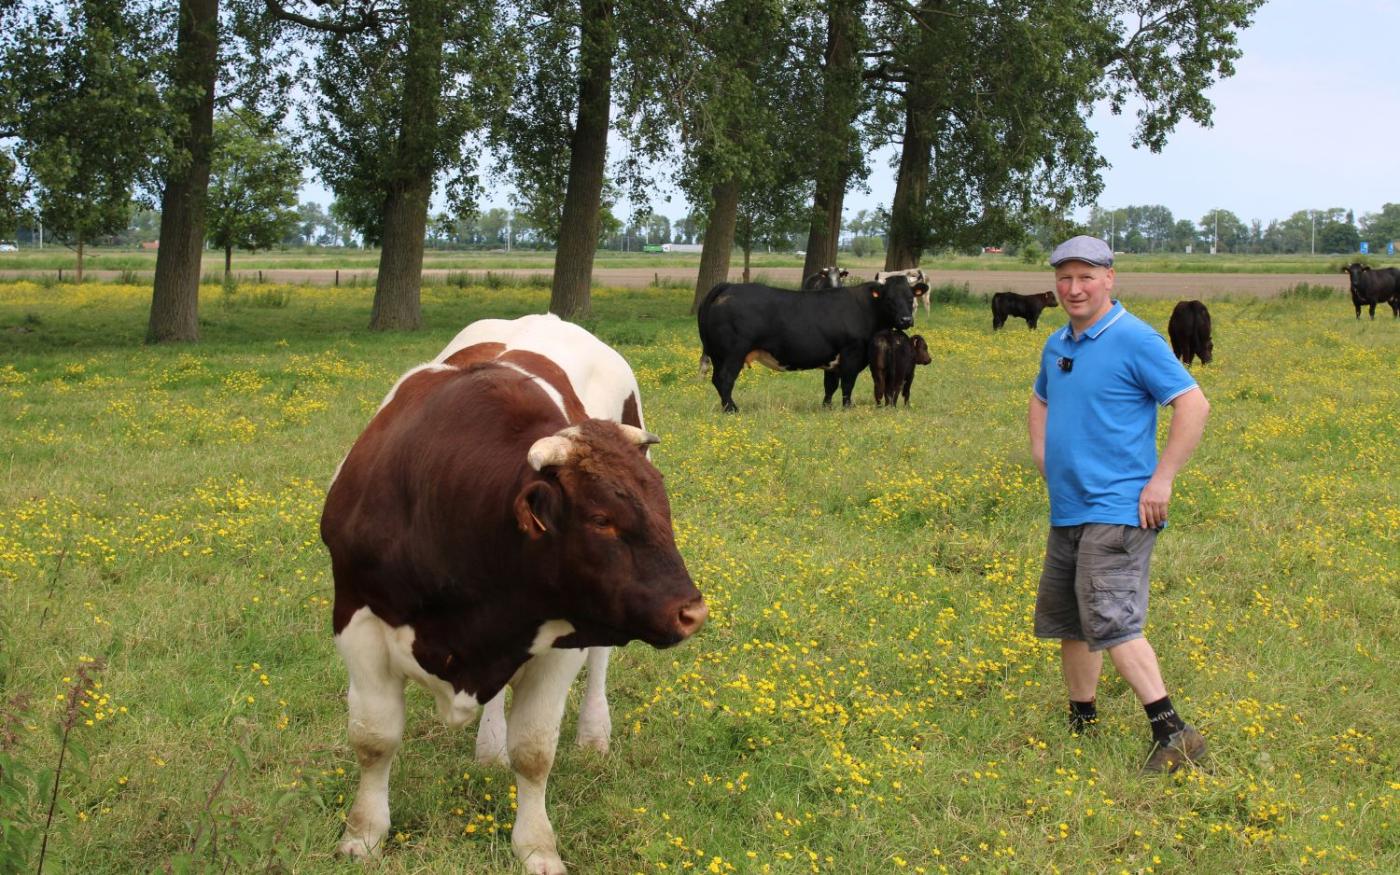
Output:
(870, 275), (926, 330)
(1038, 291), (1059, 308)
(515, 420), (706, 649)
(1341, 262), (1369, 291)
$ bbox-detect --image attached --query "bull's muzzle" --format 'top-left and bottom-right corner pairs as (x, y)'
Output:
(675, 596), (708, 640)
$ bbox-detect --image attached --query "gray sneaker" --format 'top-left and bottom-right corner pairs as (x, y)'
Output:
(1141, 725), (1206, 774)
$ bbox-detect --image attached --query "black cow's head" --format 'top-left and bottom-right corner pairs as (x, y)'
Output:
(515, 420), (706, 649)
(870, 275), (925, 330)
(1036, 291), (1059, 308)
(1341, 262), (1370, 292)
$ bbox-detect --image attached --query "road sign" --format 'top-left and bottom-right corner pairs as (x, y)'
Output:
(1360, 242), (1370, 255)
(1390, 241), (1396, 256)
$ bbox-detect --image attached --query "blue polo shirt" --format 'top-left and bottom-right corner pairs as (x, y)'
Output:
(1032, 301), (1197, 526)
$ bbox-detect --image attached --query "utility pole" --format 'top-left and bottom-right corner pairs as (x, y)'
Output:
(1309, 211), (1315, 256)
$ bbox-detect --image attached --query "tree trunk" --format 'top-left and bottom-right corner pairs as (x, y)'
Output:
(802, 1), (859, 279)
(148, 0), (218, 344)
(76, 237), (84, 284)
(742, 244), (751, 283)
(885, 79), (934, 271)
(550, 0), (615, 321)
(368, 0), (445, 331)
(224, 245), (232, 279)
(370, 176), (431, 330)
(691, 177), (739, 313)
(803, 174), (849, 279)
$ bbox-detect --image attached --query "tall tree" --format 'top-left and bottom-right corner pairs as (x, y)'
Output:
(147, 0), (219, 342)
(875, 0), (1264, 268)
(3, 0), (164, 283)
(293, 0), (504, 330)
(205, 114), (300, 276)
(800, 0), (866, 280)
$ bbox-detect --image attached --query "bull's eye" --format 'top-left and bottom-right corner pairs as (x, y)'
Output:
(589, 514), (619, 537)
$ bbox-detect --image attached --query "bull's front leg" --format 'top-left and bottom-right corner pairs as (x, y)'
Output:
(508, 648), (588, 875)
(334, 612), (408, 859)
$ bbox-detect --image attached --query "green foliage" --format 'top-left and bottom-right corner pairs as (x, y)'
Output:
(2, 0), (165, 247)
(305, 0), (507, 245)
(206, 115), (301, 267)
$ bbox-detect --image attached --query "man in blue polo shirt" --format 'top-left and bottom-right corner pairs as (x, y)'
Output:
(1028, 235), (1212, 773)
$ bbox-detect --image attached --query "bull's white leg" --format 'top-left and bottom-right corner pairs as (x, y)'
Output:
(476, 690), (510, 766)
(507, 648), (587, 875)
(335, 611), (407, 859)
(574, 646), (611, 754)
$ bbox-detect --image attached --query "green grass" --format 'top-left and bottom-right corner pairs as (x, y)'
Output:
(0, 280), (1396, 873)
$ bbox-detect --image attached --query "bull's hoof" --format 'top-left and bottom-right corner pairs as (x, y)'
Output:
(722, 403), (738, 413)
(519, 846), (567, 875)
(336, 834), (384, 860)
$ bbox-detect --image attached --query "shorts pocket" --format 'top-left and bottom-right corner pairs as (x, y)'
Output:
(1085, 572), (1143, 642)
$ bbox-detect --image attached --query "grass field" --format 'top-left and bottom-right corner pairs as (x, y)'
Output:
(0, 279), (1396, 874)
(0, 247), (1387, 276)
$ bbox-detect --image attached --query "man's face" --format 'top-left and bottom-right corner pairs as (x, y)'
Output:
(1054, 261), (1115, 328)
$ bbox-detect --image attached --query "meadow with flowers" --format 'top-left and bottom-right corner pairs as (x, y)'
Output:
(0, 277), (1396, 873)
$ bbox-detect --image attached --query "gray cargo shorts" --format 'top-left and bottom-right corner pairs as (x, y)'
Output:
(1034, 523), (1158, 651)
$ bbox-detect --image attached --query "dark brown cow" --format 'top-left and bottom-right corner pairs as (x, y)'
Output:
(1167, 300), (1214, 366)
(323, 353), (705, 873)
(868, 329), (932, 406)
(992, 290), (1058, 330)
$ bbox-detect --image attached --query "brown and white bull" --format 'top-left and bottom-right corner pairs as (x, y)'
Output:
(435, 315), (646, 764)
(323, 316), (706, 873)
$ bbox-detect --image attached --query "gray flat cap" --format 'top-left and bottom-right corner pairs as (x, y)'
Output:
(1049, 235), (1114, 267)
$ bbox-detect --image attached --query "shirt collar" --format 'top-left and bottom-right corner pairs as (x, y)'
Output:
(1062, 300), (1125, 342)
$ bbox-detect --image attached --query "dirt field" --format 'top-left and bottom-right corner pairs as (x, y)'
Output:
(0, 266), (1347, 298)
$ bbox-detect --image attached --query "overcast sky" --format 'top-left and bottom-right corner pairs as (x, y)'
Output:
(308, 0), (1399, 230)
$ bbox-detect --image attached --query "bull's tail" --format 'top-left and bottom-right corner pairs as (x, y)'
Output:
(696, 282), (730, 378)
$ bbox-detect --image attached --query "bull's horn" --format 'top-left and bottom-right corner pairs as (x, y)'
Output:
(527, 425), (582, 471)
(617, 424), (661, 446)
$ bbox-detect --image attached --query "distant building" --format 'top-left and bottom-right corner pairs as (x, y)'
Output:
(140, 240), (160, 250)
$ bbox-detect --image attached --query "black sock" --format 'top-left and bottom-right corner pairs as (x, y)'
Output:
(1069, 699), (1097, 733)
(1144, 696), (1186, 744)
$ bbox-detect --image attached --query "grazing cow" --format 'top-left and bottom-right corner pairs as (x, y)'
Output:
(801, 266), (848, 290)
(868, 329), (932, 407)
(991, 290), (1058, 330)
(697, 274), (927, 412)
(433, 315), (644, 764)
(1167, 300), (1214, 366)
(1340, 262), (1400, 319)
(324, 323), (706, 873)
(877, 268), (931, 314)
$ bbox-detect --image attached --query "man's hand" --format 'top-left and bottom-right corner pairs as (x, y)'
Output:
(1138, 475), (1172, 529)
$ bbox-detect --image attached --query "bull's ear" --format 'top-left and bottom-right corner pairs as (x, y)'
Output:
(914, 282), (929, 296)
(871, 289), (881, 299)
(514, 480), (561, 539)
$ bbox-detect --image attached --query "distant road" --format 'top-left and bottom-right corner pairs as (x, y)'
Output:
(0, 266), (1348, 298)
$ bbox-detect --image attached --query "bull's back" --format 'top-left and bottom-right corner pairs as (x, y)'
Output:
(703, 283), (870, 367)
(440, 314), (643, 426)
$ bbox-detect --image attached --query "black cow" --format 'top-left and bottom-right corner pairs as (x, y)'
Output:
(697, 275), (927, 412)
(1167, 300), (1214, 366)
(868, 329), (931, 407)
(992, 290), (1058, 330)
(1340, 263), (1400, 319)
(801, 266), (848, 290)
